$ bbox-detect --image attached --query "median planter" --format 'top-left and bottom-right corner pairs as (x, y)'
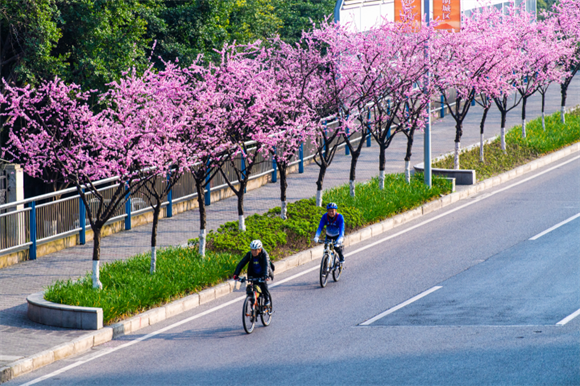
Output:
(27, 291), (103, 330)
(414, 162), (476, 185)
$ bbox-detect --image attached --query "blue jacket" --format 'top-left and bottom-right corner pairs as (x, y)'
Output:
(315, 213), (345, 242)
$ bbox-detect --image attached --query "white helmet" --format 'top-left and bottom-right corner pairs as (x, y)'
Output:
(250, 240), (262, 250)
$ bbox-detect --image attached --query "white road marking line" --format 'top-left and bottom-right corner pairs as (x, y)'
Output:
(20, 155), (580, 385)
(529, 213), (580, 240)
(360, 286), (443, 326)
(556, 308), (580, 326)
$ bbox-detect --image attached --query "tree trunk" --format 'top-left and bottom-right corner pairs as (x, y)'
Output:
(92, 227), (103, 289)
(349, 154), (359, 197)
(541, 92), (546, 131)
(404, 132), (413, 183)
(279, 163), (288, 219)
(150, 202), (161, 274)
(521, 95), (528, 138)
(195, 179), (207, 257)
(315, 164), (326, 206)
(561, 82), (568, 124)
(454, 122), (462, 170)
(500, 110), (507, 152)
(237, 188), (246, 231)
(378, 142), (387, 190)
(479, 106), (490, 162)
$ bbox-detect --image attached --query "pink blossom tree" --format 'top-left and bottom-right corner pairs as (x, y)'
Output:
(260, 38), (318, 217)
(431, 5), (515, 167)
(214, 43), (277, 230)
(179, 62), (231, 255)
(103, 62), (192, 272)
(552, 0), (580, 124)
(1, 79), (156, 289)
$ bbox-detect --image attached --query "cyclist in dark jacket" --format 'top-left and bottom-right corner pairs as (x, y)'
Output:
(314, 202), (345, 263)
(233, 240), (274, 305)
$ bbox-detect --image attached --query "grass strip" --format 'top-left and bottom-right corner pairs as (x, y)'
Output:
(433, 110), (580, 181)
(45, 173), (451, 324)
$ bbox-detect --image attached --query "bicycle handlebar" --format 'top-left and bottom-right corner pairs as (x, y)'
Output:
(237, 276), (268, 283)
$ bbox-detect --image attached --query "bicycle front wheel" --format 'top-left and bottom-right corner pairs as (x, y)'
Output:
(320, 254), (330, 288)
(242, 296), (255, 334)
(332, 255), (342, 282)
(260, 294), (273, 326)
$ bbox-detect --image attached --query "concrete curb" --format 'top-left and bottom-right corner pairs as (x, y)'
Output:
(3, 141), (579, 384)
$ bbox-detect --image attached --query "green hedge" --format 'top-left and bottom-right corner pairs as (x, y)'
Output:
(195, 173), (452, 260)
(433, 110), (580, 181)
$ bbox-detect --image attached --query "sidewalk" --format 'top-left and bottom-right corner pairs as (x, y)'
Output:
(0, 77), (578, 370)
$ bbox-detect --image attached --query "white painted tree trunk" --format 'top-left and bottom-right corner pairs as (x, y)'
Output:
(542, 113), (546, 130)
(480, 133), (484, 162)
(198, 229), (206, 257)
(316, 190), (323, 207)
(349, 180), (355, 197)
(561, 106), (566, 124)
(404, 161), (411, 183)
(150, 246), (156, 274)
(378, 170), (385, 190)
(280, 201), (287, 220)
(92, 260), (102, 289)
(238, 215), (246, 231)
(454, 142), (460, 170)
(501, 127), (506, 152)
(522, 120), (526, 138)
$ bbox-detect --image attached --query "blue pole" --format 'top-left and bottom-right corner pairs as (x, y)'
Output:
(79, 191), (86, 245)
(299, 143), (304, 173)
(366, 109), (372, 147)
(167, 172), (173, 218)
(345, 126), (350, 155)
(424, 0), (432, 188)
(324, 121), (328, 156)
(271, 149), (277, 183)
(125, 185), (132, 230)
(440, 95), (445, 118)
(205, 160), (211, 206)
(29, 201), (37, 260)
(471, 98), (475, 106)
(241, 153), (247, 193)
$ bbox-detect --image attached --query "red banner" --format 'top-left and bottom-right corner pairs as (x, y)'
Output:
(394, 0), (422, 25)
(433, 0), (461, 31)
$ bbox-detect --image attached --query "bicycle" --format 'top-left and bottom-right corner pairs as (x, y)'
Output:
(317, 240), (343, 288)
(238, 276), (273, 334)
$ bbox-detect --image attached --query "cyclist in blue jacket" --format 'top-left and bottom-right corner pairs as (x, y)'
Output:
(314, 202), (345, 263)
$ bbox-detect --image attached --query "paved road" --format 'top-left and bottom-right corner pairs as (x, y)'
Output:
(11, 152), (580, 385)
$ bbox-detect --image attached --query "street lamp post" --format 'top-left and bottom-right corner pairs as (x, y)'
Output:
(424, 0), (432, 188)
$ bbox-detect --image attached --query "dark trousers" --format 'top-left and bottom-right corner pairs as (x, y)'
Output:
(326, 235), (345, 261)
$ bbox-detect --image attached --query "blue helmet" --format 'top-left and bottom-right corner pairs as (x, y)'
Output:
(326, 202), (338, 210)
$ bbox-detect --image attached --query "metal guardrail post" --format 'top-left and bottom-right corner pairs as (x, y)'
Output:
(367, 109), (372, 147)
(79, 191), (86, 245)
(271, 149), (277, 183)
(29, 201), (37, 260)
(167, 172), (173, 218)
(241, 154), (247, 193)
(299, 143), (304, 173)
(205, 161), (211, 206)
(324, 121), (328, 155)
(440, 95), (445, 118)
(125, 185), (132, 230)
(345, 126), (350, 155)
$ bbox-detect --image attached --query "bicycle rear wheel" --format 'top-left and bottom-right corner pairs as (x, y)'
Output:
(242, 296), (255, 334)
(260, 294), (273, 326)
(332, 255), (342, 282)
(320, 254), (330, 288)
